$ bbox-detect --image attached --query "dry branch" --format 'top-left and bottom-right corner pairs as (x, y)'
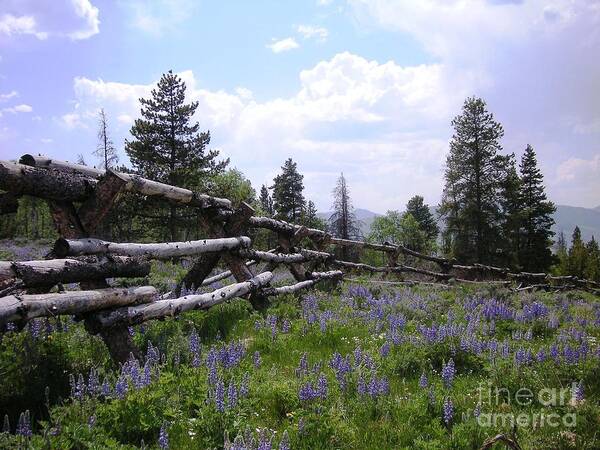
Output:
(262, 270), (342, 296)
(53, 236), (251, 259)
(0, 286), (157, 326)
(0, 256), (150, 288)
(91, 272), (273, 327)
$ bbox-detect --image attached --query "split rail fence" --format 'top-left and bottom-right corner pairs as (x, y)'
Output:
(1, 154), (598, 363)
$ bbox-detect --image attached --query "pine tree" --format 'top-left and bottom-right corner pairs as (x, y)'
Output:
(405, 195), (438, 242)
(584, 236), (600, 282)
(567, 226), (587, 278)
(555, 231), (568, 274)
(499, 155), (522, 268)
(94, 108), (119, 169)
(271, 158), (305, 222)
(259, 184), (274, 216)
(439, 97), (507, 264)
(517, 145), (556, 271)
(302, 200), (324, 229)
(329, 173), (361, 240)
(125, 71), (228, 240)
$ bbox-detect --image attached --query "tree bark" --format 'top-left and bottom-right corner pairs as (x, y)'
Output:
(0, 286), (157, 326)
(0, 256), (149, 288)
(53, 236), (251, 259)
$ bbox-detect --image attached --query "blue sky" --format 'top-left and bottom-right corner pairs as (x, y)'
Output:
(1, 0), (599, 212)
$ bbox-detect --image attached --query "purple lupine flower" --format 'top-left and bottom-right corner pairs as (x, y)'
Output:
(267, 314), (278, 338)
(474, 403), (481, 418)
(253, 351), (261, 369)
(574, 381), (584, 402)
(443, 398), (454, 425)
(298, 418), (305, 434)
(74, 374), (86, 400)
(88, 415), (96, 429)
(142, 361), (152, 387)
(87, 368), (100, 397)
(215, 379), (225, 412)
(189, 330), (201, 367)
(240, 372), (250, 398)
(536, 348), (547, 363)
(278, 430), (290, 450)
(428, 387), (436, 405)
(419, 372), (428, 389)
(316, 373), (328, 399)
(128, 326), (135, 337)
(441, 359), (455, 389)
(298, 382), (315, 402)
(380, 341), (391, 357)
(227, 382), (238, 408)
(115, 375), (128, 399)
(101, 379), (111, 397)
(257, 429), (273, 450)
(254, 320), (263, 331)
(282, 319), (291, 334)
(357, 375), (367, 396)
(16, 410), (32, 437)
(158, 422), (169, 449)
(29, 320), (41, 339)
(296, 352), (309, 378)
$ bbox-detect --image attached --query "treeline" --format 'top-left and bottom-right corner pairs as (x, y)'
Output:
(555, 228), (600, 281)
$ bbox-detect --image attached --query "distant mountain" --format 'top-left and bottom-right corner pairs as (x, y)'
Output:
(318, 205), (600, 242)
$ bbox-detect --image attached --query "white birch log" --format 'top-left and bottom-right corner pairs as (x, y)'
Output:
(0, 256), (149, 287)
(92, 272), (273, 327)
(53, 236), (251, 259)
(0, 286), (157, 326)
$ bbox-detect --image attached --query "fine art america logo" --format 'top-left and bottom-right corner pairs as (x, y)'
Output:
(468, 382), (583, 428)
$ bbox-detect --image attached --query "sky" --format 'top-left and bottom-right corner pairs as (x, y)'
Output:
(1, 0), (599, 213)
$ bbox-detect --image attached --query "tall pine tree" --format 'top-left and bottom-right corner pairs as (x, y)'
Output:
(125, 71), (228, 241)
(439, 97), (507, 264)
(517, 145), (556, 271)
(584, 237), (600, 282)
(94, 108), (119, 169)
(499, 155), (522, 268)
(567, 226), (587, 278)
(329, 173), (361, 240)
(271, 158), (305, 222)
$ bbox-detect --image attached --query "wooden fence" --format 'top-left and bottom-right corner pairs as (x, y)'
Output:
(1, 154), (599, 362)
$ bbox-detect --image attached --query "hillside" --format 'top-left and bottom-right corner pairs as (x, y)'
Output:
(319, 205), (600, 241)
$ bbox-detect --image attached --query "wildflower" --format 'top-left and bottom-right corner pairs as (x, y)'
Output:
(298, 418), (305, 434)
(158, 422), (169, 449)
(316, 373), (328, 399)
(419, 372), (428, 389)
(441, 359), (455, 389)
(282, 319), (291, 333)
(574, 381), (584, 402)
(380, 341), (390, 357)
(115, 375), (128, 399)
(16, 410), (32, 437)
(88, 415), (96, 429)
(227, 382), (238, 408)
(443, 397), (454, 425)
(474, 403), (481, 418)
(279, 430), (290, 450)
(101, 379), (111, 397)
(215, 379), (226, 412)
(240, 372), (250, 398)
(189, 330), (201, 367)
(357, 375), (367, 396)
(253, 351), (261, 368)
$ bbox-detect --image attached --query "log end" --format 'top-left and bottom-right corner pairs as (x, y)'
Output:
(18, 154), (36, 167)
(53, 238), (70, 258)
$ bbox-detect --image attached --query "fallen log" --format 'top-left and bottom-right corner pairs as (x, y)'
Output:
(19, 155), (232, 210)
(53, 236), (251, 259)
(0, 286), (157, 326)
(248, 216), (327, 240)
(91, 272), (273, 328)
(0, 256), (149, 288)
(0, 160), (96, 202)
(238, 249), (331, 264)
(262, 271), (342, 295)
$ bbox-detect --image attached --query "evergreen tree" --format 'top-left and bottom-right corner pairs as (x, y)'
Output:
(517, 145), (556, 271)
(329, 173), (361, 240)
(439, 97), (507, 264)
(259, 184), (274, 216)
(271, 158), (305, 222)
(499, 155), (522, 267)
(405, 195), (438, 242)
(94, 108), (119, 169)
(302, 200), (325, 230)
(368, 211), (428, 253)
(555, 231), (568, 274)
(567, 226), (587, 278)
(584, 237), (600, 282)
(125, 70), (228, 241)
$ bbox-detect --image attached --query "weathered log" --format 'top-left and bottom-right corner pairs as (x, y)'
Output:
(20, 154), (232, 210)
(46, 200), (86, 238)
(53, 236), (251, 259)
(0, 256), (149, 288)
(248, 216), (327, 240)
(200, 260), (260, 287)
(0, 286), (157, 326)
(0, 160), (96, 202)
(77, 170), (128, 233)
(262, 271), (341, 295)
(330, 259), (453, 281)
(238, 248), (331, 264)
(91, 272), (273, 328)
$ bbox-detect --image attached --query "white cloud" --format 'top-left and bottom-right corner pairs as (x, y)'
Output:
(41, 138), (53, 144)
(267, 37), (300, 53)
(296, 25), (329, 42)
(554, 154), (600, 207)
(0, 14), (47, 39)
(61, 53), (465, 211)
(0, 0), (99, 41)
(1, 103), (33, 114)
(124, 0), (198, 35)
(59, 112), (86, 129)
(0, 90), (19, 102)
